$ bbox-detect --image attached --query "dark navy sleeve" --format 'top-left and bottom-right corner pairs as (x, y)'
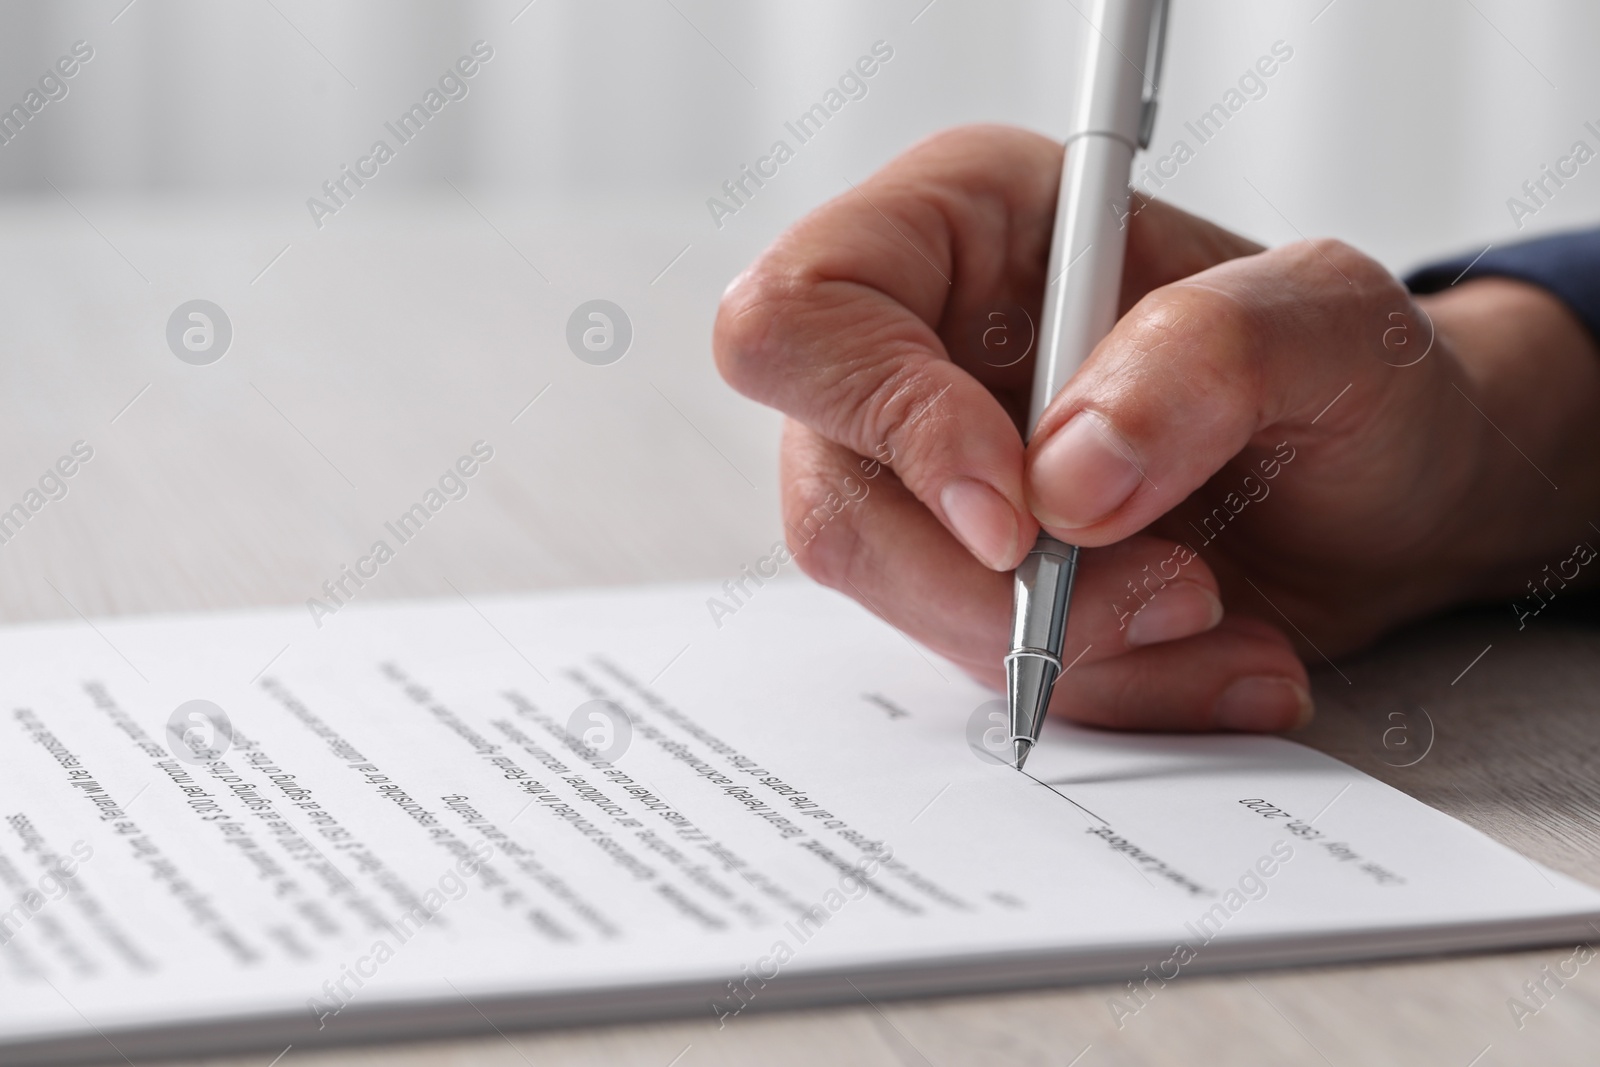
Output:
(1405, 227), (1600, 347)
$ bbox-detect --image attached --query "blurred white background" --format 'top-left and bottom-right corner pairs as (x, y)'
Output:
(0, 0), (1597, 622)
(6, 0), (1599, 261)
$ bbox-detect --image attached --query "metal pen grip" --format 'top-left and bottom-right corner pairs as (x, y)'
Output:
(1009, 534), (1078, 659)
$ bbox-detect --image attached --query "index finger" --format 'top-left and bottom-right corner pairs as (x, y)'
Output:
(714, 123), (1260, 571)
(716, 125), (1060, 570)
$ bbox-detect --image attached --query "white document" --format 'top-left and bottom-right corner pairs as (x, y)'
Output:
(2, 581), (1596, 1064)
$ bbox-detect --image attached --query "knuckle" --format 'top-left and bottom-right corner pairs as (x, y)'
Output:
(1134, 282), (1264, 351)
(1284, 238), (1419, 370)
(904, 123), (1061, 180)
(712, 259), (806, 402)
(908, 123), (1035, 168)
(1110, 282), (1274, 443)
(1296, 237), (1407, 308)
(907, 124), (975, 158)
(842, 357), (943, 464)
(1301, 236), (1364, 271)
(1126, 282), (1269, 388)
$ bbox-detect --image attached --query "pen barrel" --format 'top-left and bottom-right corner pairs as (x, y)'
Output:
(1027, 0), (1159, 437)
(1007, 0), (1159, 753)
(1028, 133), (1136, 435)
(1065, 0), (1160, 143)
(1009, 534), (1078, 655)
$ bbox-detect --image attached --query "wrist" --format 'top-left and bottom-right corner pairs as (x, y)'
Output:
(1418, 277), (1600, 603)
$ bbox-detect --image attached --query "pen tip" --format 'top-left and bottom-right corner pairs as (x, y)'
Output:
(1006, 652), (1055, 772)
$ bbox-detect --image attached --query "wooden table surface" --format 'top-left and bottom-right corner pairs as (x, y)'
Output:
(4, 199), (1599, 1067)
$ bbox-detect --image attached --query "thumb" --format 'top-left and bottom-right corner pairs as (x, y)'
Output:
(1024, 236), (1430, 544)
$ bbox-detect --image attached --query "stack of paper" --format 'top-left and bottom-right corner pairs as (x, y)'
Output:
(2, 582), (1594, 1064)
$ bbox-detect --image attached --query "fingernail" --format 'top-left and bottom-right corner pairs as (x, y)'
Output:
(1124, 582), (1224, 648)
(1212, 676), (1314, 732)
(1029, 410), (1142, 529)
(939, 478), (1020, 570)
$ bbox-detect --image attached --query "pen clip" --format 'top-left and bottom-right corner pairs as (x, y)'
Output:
(1137, 0), (1171, 150)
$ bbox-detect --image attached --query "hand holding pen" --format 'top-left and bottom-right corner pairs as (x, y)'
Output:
(712, 57), (1600, 737)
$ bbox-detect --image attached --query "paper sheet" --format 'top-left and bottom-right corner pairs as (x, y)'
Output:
(2, 581), (1596, 1062)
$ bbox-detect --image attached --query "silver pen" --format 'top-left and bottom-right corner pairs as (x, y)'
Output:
(1008, 0), (1169, 770)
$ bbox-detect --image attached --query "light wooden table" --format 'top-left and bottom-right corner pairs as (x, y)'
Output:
(4, 200), (1599, 1066)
